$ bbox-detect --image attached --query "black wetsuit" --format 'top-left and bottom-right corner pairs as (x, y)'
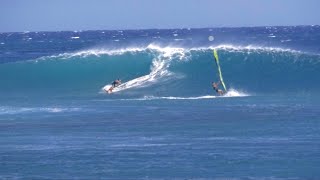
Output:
(213, 84), (219, 93)
(112, 81), (118, 87)
(213, 87), (219, 93)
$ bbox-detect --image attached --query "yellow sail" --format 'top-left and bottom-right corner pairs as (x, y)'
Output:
(213, 50), (227, 91)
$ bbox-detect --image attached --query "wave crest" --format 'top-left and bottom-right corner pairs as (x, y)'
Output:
(37, 43), (314, 62)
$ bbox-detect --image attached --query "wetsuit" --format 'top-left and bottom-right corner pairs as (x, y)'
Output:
(112, 81), (118, 87)
(112, 81), (116, 87)
(213, 86), (219, 93)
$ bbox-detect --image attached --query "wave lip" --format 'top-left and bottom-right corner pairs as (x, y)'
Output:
(35, 43), (314, 63)
(39, 44), (190, 61)
(208, 44), (304, 54)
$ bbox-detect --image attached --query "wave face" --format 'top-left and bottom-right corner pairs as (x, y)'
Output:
(0, 26), (320, 99)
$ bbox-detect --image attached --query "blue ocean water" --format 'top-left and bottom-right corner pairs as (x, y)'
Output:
(0, 26), (320, 179)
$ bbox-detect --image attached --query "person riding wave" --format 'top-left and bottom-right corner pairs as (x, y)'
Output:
(107, 79), (121, 93)
(212, 81), (224, 95)
(111, 79), (121, 88)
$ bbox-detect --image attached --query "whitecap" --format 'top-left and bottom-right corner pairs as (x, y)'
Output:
(223, 89), (249, 97)
(0, 106), (81, 115)
(281, 39), (292, 42)
(33, 43), (306, 63)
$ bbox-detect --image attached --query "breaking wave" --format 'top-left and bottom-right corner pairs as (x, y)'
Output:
(0, 44), (319, 99)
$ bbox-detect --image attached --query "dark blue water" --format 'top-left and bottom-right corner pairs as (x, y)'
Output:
(1, 26), (320, 179)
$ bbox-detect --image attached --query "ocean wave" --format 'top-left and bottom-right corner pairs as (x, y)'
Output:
(34, 43), (315, 62)
(1, 43), (319, 98)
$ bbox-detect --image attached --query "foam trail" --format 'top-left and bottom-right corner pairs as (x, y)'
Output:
(99, 44), (192, 93)
(142, 89), (249, 100)
(115, 92), (248, 101)
(93, 96), (217, 101)
(97, 90), (249, 101)
(139, 95), (217, 100)
(101, 52), (174, 93)
(122, 91), (249, 100)
(223, 89), (249, 97)
(111, 60), (171, 92)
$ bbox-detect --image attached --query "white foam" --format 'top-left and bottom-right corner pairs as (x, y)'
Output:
(71, 36), (80, 39)
(101, 55), (173, 93)
(40, 44), (190, 61)
(47, 47), (149, 59)
(0, 106), (81, 115)
(281, 39), (292, 42)
(38, 43), (304, 62)
(145, 90), (249, 100)
(115, 91), (249, 101)
(223, 88), (249, 97)
(146, 44), (187, 60)
(207, 44), (301, 54)
(98, 44), (190, 94)
(141, 95), (217, 100)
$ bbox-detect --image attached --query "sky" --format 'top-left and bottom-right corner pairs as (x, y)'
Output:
(0, 0), (319, 32)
